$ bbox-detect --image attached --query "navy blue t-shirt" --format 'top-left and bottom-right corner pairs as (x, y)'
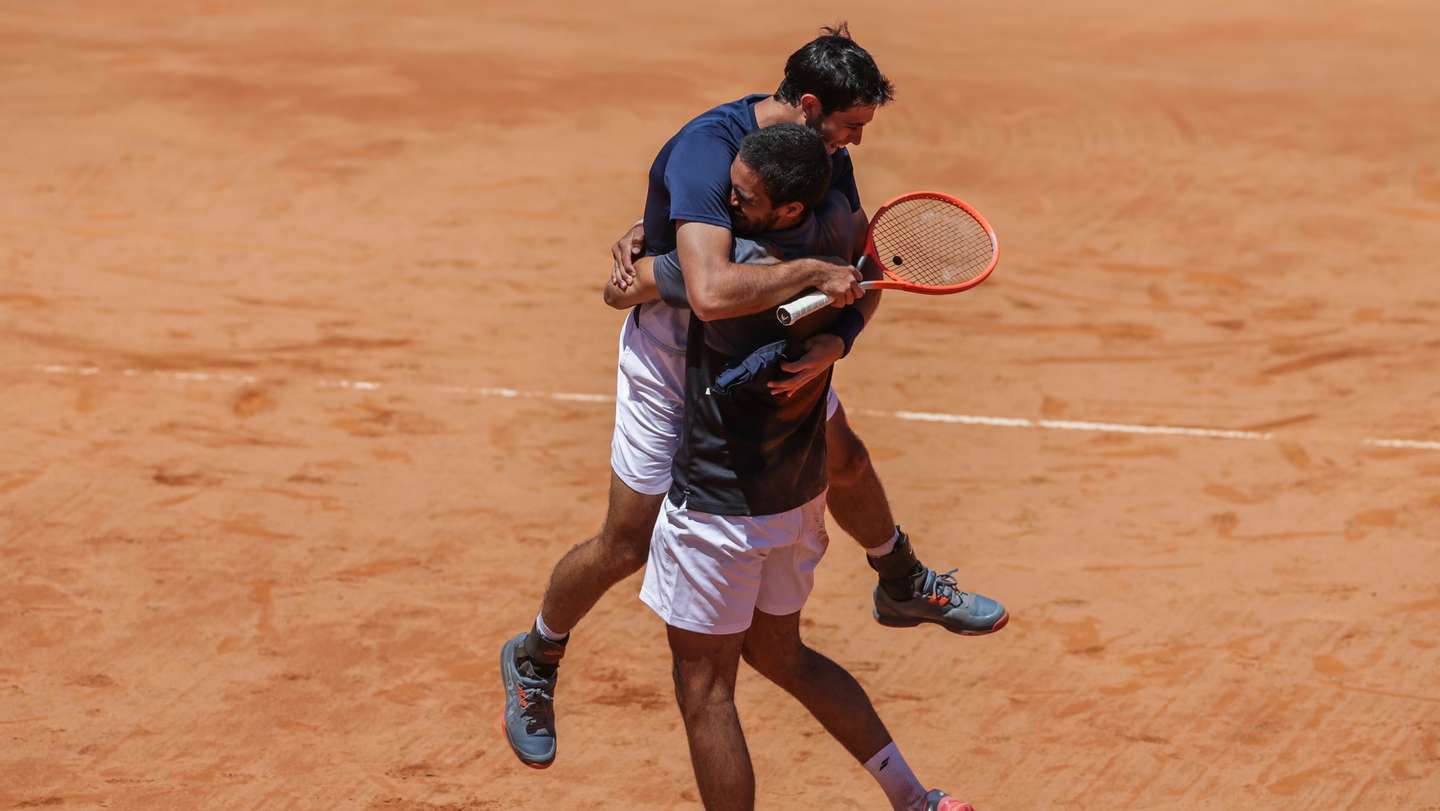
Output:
(641, 94), (861, 257)
(665, 192), (864, 517)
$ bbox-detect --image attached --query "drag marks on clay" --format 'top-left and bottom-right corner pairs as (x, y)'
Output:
(584, 668), (668, 712)
(152, 465), (224, 488)
(329, 400), (448, 438)
(1344, 508), (1399, 541)
(152, 419), (302, 450)
(0, 467), (47, 496)
(10, 797), (65, 808)
(231, 385), (278, 417)
(254, 486), (344, 511)
(366, 799), (502, 811)
(210, 515), (299, 543)
(1262, 346), (1381, 376)
(334, 558), (423, 581)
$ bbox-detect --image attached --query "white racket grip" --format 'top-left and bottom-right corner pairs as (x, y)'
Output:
(777, 257), (873, 326)
(776, 291), (834, 326)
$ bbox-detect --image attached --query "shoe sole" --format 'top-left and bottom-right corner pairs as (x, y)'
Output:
(499, 637), (556, 770)
(875, 609), (1009, 636)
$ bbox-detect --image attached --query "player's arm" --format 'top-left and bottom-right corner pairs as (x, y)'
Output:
(609, 218), (646, 291)
(609, 241), (790, 313)
(602, 256), (661, 309)
(678, 221), (860, 321)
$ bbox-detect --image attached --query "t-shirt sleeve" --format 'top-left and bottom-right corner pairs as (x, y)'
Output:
(665, 132), (738, 230)
(652, 251), (690, 309)
(730, 238), (776, 265)
(653, 238), (775, 309)
(830, 150), (862, 213)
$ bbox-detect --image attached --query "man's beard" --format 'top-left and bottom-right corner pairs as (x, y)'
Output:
(731, 209), (778, 237)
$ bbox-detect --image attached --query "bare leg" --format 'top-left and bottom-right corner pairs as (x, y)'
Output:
(501, 474), (666, 768)
(741, 609), (891, 763)
(667, 625), (753, 811)
(538, 472), (664, 635)
(824, 403), (1008, 634)
(825, 402), (900, 550)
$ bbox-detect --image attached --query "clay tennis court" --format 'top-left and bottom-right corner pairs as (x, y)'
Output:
(4, 1), (1439, 808)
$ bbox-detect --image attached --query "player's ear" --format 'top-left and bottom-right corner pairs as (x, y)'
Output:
(798, 93), (823, 124)
(775, 200), (805, 223)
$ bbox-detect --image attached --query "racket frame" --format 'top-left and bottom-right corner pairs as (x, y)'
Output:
(774, 191), (999, 325)
(858, 190), (999, 294)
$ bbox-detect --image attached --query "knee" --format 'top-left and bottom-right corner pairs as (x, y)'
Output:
(672, 659), (735, 719)
(597, 518), (652, 575)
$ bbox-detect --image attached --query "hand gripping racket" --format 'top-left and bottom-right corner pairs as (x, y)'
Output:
(776, 191), (998, 325)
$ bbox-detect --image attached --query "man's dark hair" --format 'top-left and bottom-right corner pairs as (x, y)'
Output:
(775, 23), (895, 115)
(738, 123), (831, 213)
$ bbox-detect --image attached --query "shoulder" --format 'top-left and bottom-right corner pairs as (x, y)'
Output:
(817, 192), (860, 235)
(665, 124), (739, 180)
(673, 96), (756, 149)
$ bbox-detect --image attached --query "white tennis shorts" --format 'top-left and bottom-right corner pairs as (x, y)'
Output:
(610, 306), (841, 496)
(640, 490), (830, 635)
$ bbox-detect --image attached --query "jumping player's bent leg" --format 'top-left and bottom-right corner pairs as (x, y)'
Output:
(500, 473), (662, 768)
(667, 626), (754, 811)
(825, 397), (1009, 636)
(824, 396), (902, 549)
(538, 473), (663, 635)
(501, 311), (684, 768)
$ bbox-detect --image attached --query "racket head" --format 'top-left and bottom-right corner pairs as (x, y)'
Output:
(862, 191), (999, 294)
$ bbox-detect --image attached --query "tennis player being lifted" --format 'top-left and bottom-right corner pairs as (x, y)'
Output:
(500, 24), (1006, 770)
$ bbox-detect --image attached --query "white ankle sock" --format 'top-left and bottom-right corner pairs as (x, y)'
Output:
(863, 741), (927, 811)
(534, 612), (568, 643)
(865, 528), (902, 558)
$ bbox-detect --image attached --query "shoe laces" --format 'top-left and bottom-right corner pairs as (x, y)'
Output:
(916, 568), (968, 608)
(514, 659), (557, 719)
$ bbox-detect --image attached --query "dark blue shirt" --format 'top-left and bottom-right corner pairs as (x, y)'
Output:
(641, 94), (861, 257)
(666, 192), (863, 517)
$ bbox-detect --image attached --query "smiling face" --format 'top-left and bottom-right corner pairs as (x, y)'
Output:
(728, 156), (806, 236)
(799, 96), (877, 154)
(728, 157), (779, 236)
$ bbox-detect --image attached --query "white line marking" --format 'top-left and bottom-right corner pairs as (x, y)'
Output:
(863, 409), (1034, 429)
(1362, 438), (1440, 451)
(1037, 419), (1271, 442)
(21, 363), (1438, 451)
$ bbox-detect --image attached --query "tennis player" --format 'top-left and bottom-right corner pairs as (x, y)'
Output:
(500, 25), (1005, 771)
(641, 124), (974, 810)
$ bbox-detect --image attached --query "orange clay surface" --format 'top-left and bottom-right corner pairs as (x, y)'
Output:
(3, 2), (1439, 809)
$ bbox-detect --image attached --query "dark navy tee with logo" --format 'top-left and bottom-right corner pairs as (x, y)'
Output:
(659, 191), (862, 517)
(641, 93), (861, 258)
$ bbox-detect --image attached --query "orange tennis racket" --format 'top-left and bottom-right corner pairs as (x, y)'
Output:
(776, 191), (998, 325)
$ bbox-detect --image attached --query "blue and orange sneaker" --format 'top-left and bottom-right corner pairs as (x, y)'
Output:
(499, 632), (562, 769)
(873, 565), (1008, 635)
(926, 789), (976, 811)
(869, 532), (1008, 636)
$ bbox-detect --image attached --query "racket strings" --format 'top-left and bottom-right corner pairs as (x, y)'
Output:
(871, 198), (994, 288)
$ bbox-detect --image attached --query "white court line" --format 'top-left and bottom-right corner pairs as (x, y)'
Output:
(23, 363), (1439, 451)
(1362, 437), (1440, 451)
